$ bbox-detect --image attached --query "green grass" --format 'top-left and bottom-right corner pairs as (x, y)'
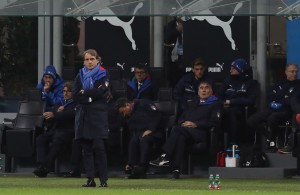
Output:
(0, 175), (300, 194)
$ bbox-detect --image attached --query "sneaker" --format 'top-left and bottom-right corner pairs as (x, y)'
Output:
(278, 145), (293, 154)
(124, 164), (132, 175)
(265, 141), (278, 153)
(82, 179), (96, 187)
(149, 154), (170, 166)
(171, 170), (180, 179)
(100, 182), (108, 187)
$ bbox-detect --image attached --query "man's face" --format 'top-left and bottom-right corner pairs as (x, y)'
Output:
(63, 87), (73, 100)
(192, 65), (205, 79)
(198, 83), (213, 100)
(134, 68), (147, 82)
(43, 75), (54, 87)
(84, 53), (100, 70)
(230, 66), (240, 75)
(285, 65), (298, 81)
(118, 103), (132, 117)
(176, 21), (183, 32)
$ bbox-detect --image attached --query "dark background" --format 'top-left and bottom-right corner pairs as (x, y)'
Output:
(85, 16), (250, 82)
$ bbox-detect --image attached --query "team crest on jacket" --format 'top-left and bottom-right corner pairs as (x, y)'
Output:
(150, 104), (157, 110)
(105, 81), (109, 87)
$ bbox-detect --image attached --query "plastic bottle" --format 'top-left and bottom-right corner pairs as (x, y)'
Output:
(214, 174), (221, 190)
(208, 174), (215, 189)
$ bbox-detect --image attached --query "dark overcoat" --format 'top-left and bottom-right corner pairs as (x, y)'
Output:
(177, 99), (223, 142)
(73, 74), (110, 140)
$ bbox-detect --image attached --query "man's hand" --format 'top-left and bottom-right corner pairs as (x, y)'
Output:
(44, 82), (51, 93)
(43, 112), (54, 119)
(142, 130), (153, 137)
(181, 121), (196, 128)
(57, 106), (64, 112)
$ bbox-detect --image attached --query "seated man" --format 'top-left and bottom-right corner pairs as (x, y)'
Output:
(216, 58), (258, 146)
(33, 81), (76, 177)
(150, 80), (223, 179)
(36, 64), (64, 111)
(247, 63), (299, 152)
(115, 97), (162, 179)
(126, 63), (157, 101)
(278, 90), (300, 154)
(174, 57), (210, 115)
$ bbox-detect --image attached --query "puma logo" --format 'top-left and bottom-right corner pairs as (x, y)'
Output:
(208, 62), (224, 73)
(190, 2), (243, 50)
(117, 63), (125, 70)
(216, 63), (224, 70)
(93, 2), (143, 50)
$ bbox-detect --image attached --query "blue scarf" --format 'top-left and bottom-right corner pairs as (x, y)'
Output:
(127, 77), (152, 99)
(199, 95), (218, 105)
(80, 64), (106, 90)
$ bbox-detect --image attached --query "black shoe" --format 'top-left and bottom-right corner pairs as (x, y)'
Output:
(149, 154), (170, 166)
(63, 170), (81, 178)
(171, 170), (180, 179)
(33, 166), (49, 178)
(82, 179), (96, 187)
(127, 165), (147, 179)
(100, 182), (108, 187)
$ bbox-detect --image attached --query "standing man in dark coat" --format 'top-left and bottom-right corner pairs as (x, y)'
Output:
(247, 63), (299, 152)
(73, 49), (110, 188)
(150, 81), (222, 179)
(115, 97), (162, 179)
(33, 81), (76, 177)
(217, 58), (258, 147)
(126, 63), (157, 101)
(164, 17), (185, 86)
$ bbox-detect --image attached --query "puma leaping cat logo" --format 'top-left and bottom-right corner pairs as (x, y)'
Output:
(93, 2), (143, 50)
(216, 62), (224, 70)
(117, 63), (125, 70)
(191, 2), (243, 50)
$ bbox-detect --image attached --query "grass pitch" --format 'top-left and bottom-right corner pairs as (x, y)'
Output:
(0, 175), (299, 194)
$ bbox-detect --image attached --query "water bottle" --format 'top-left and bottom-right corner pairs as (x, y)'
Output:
(208, 174), (215, 189)
(214, 174), (221, 190)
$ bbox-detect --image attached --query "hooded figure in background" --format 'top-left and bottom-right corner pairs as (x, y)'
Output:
(37, 65), (64, 111)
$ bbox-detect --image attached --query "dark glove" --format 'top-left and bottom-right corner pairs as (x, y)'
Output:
(270, 102), (282, 109)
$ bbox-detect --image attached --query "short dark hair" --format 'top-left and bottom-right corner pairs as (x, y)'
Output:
(198, 79), (214, 93)
(134, 63), (148, 72)
(192, 57), (206, 68)
(63, 81), (73, 92)
(83, 49), (101, 62)
(115, 97), (130, 110)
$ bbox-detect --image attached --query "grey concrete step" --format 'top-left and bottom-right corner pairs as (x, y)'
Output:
(208, 152), (298, 179)
(209, 167), (297, 179)
(267, 153), (297, 168)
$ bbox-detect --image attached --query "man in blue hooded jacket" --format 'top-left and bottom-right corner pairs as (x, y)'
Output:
(37, 64), (64, 111)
